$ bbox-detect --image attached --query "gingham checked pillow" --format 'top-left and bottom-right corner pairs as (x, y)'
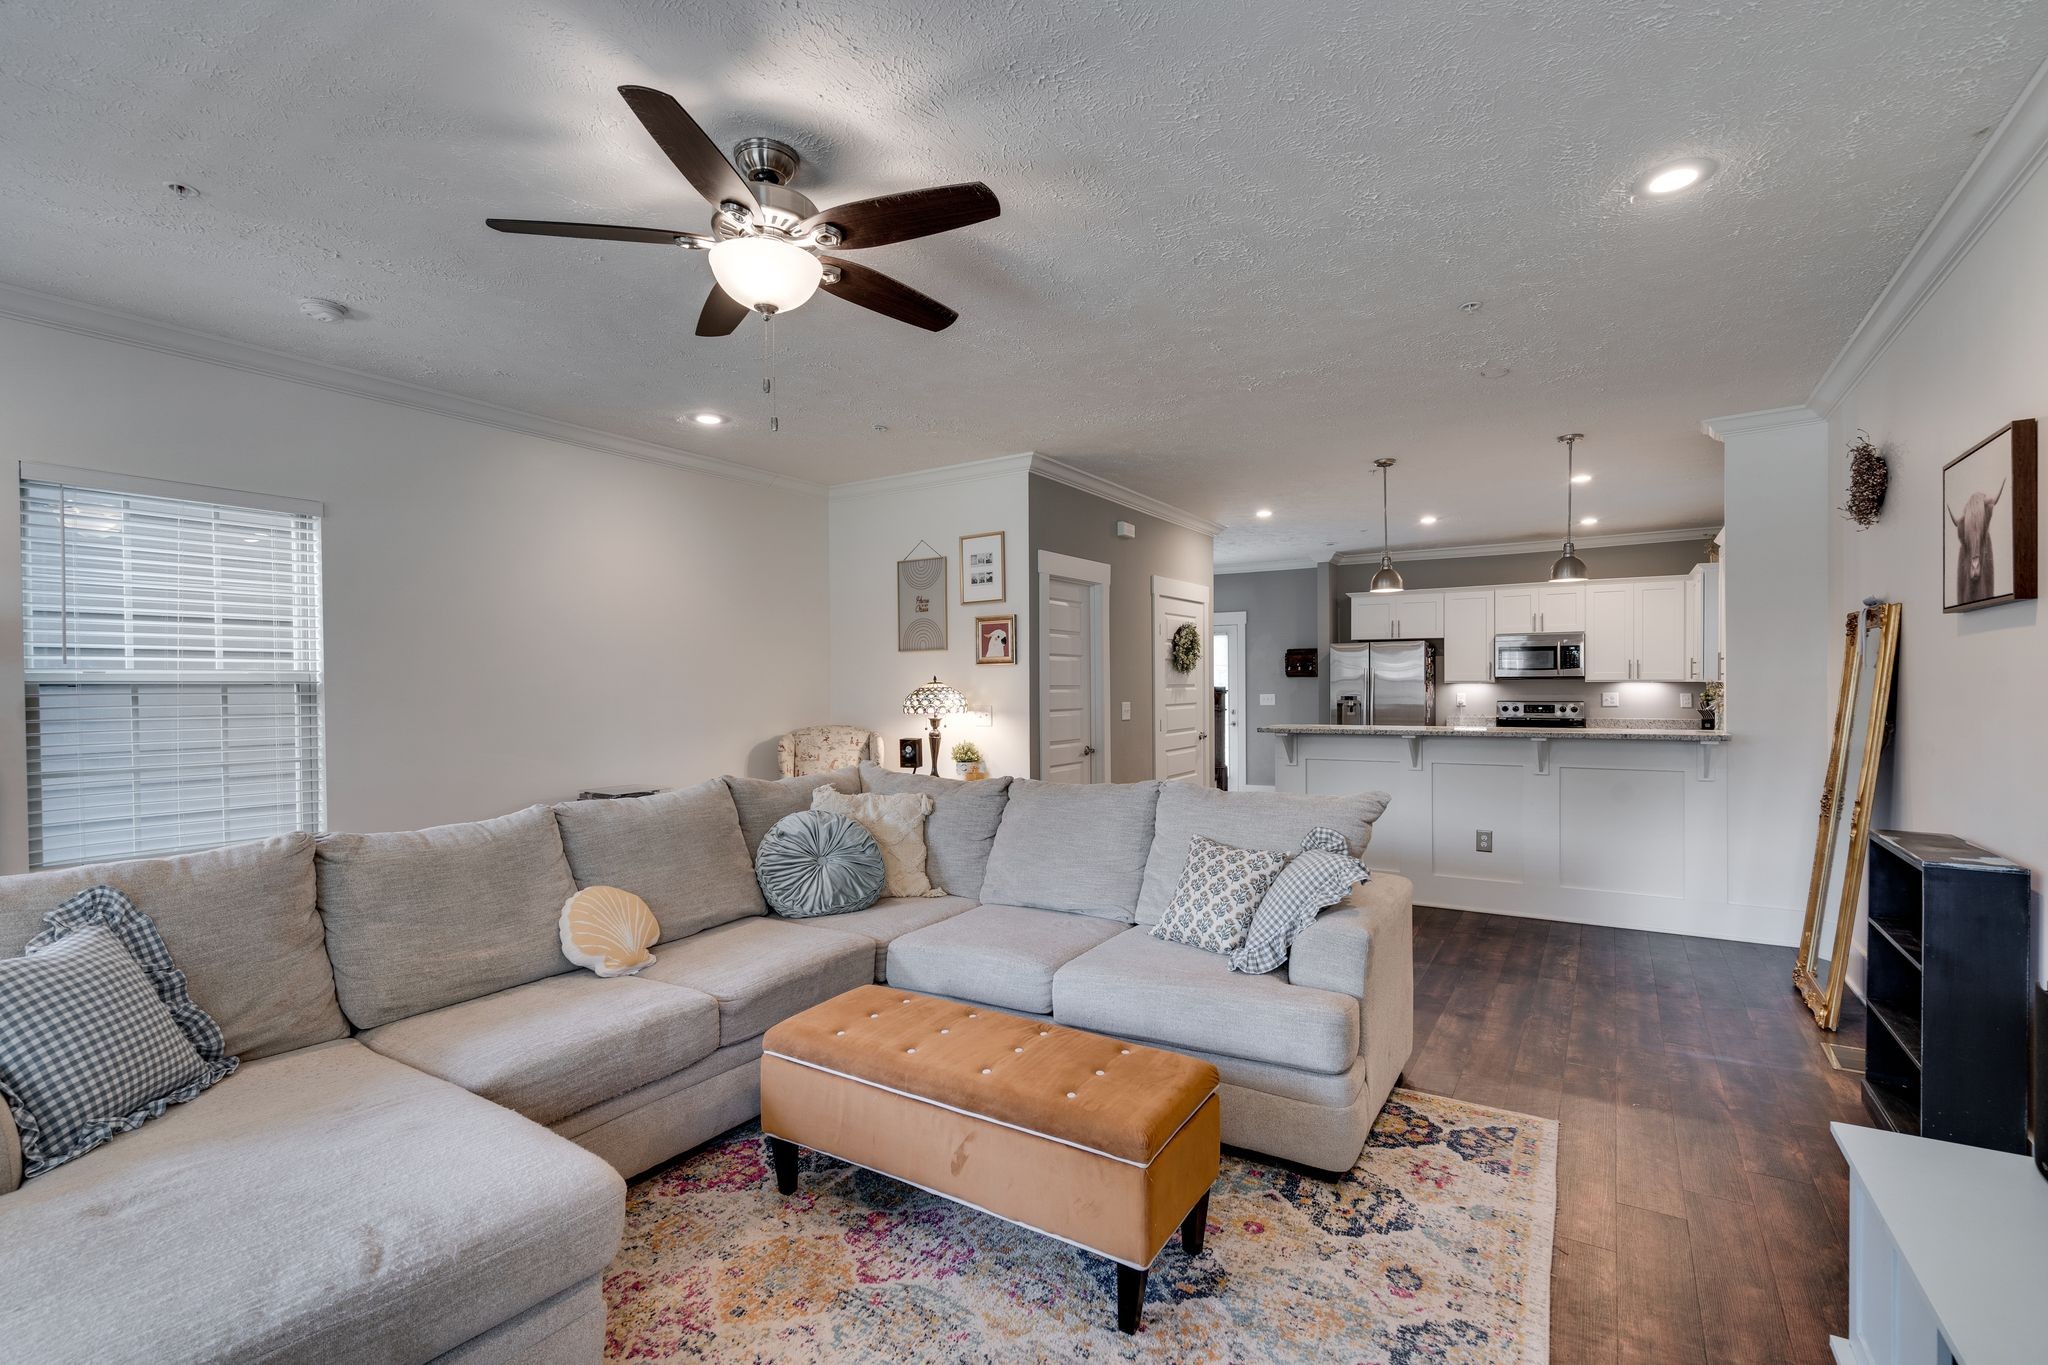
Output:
(1229, 826), (1369, 975)
(0, 886), (237, 1180)
(1151, 835), (1288, 955)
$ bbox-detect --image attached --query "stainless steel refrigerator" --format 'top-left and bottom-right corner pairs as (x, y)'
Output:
(1329, 641), (1435, 725)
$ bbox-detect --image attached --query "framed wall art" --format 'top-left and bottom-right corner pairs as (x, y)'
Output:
(897, 551), (948, 650)
(974, 614), (1016, 665)
(959, 531), (1006, 604)
(1942, 418), (2036, 612)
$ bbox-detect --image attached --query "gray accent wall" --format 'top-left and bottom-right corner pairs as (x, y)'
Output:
(1027, 475), (1214, 783)
(1327, 537), (1709, 601)
(1214, 568), (1320, 786)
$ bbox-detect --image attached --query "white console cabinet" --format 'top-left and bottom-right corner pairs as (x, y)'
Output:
(1833, 1122), (2048, 1365)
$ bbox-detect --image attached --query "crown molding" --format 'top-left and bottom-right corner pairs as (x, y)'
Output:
(0, 282), (825, 495)
(1699, 406), (1826, 443)
(1329, 524), (1719, 566)
(826, 452), (1037, 501)
(1807, 54), (2048, 415)
(1025, 456), (1226, 537)
(1213, 558), (1321, 575)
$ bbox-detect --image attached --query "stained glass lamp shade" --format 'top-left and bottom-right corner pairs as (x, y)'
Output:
(903, 677), (967, 776)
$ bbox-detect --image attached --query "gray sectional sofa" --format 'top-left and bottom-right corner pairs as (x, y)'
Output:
(0, 765), (1411, 1364)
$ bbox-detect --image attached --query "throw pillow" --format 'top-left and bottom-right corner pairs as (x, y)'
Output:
(810, 787), (943, 897)
(1231, 827), (1370, 975)
(558, 885), (661, 977)
(1150, 835), (1288, 955)
(757, 810), (887, 918)
(723, 768), (862, 857)
(0, 886), (238, 1181)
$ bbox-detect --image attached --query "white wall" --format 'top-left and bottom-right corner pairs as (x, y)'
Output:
(0, 313), (829, 865)
(1824, 151), (2048, 981)
(827, 460), (1031, 778)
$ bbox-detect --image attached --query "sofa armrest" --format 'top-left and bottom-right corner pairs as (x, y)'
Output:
(2, 1099), (20, 1196)
(1287, 874), (1414, 1079)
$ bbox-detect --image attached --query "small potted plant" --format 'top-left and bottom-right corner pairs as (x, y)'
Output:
(1697, 682), (1723, 731)
(949, 741), (988, 780)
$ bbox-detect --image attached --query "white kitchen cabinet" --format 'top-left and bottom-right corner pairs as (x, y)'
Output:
(1686, 563), (1722, 682)
(1585, 578), (1693, 681)
(1493, 586), (1538, 635)
(1584, 581), (1635, 680)
(1440, 590), (1495, 682)
(1536, 584), (1586, 634)
(1347, 591), (1443, 641)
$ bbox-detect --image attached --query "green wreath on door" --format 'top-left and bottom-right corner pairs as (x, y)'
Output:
(1168, 622), (1202, 675)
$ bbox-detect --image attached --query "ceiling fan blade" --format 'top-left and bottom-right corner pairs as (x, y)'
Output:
(617, 85), (757, 212)
(696, 283), (750, 337)
(801, 182), (998, 249)
(819, 257), (957, 332)
(486, 218), (707, 247)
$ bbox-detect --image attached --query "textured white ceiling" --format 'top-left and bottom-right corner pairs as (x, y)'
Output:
(3, 1), (2044, 563)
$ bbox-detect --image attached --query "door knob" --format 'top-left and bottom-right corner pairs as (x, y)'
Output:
(1197, 732), (1208, 741)
(1081, 745), (1096, 756)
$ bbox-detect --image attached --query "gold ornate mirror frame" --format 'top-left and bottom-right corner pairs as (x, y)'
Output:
(1794, 601), (1901, 1029)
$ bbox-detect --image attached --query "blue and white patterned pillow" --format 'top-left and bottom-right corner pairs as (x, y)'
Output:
(0, 886), (238, 1180)
(1151, 835), (1289, 955)
(757, 809), (888, 918)
(1230, 826), (1370, 975)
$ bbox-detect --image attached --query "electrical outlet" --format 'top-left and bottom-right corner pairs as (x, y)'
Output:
(1258, 693), (1276, 706)
(1455, 689), (1468, 707)
(1120, 701), (1132, 721)
(1601, 691), (1620, 707)
(1678, 693), (1693, 709)
(1475, 830), (1493, 853)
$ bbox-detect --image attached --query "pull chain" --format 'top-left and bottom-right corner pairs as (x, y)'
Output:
(760, 307), (779, 433)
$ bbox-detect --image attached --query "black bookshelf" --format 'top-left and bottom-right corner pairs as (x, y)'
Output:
(1861, 830), (2032, 1152)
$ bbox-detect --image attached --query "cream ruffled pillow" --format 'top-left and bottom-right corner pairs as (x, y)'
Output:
(810, 788), (942, 897)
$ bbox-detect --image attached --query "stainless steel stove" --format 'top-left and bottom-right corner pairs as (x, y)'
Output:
(1495, 699), (1586, 729)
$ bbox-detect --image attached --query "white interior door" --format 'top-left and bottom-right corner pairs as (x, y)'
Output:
(1213, 612), (1246, 790)
(1153, 575), (1212, 786)
(1037, 551), (1111, 783)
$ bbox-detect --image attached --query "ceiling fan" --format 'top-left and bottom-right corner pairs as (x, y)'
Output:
(487, 85), (998, 336)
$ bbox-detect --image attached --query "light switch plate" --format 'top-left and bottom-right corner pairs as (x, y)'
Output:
(962, 709), (993, 728)
(1677, 693), (1693, 709)
(1120, 701), (1132, 721)
(1601, 691), (1620, 707)
(1258, 693), (1276, 706)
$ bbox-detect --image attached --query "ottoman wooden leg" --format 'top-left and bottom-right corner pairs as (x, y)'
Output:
(1179, 1191), (1211, 1256)
(768, 1135), (799, 1194)
(1115, 1264), (1148, 1334)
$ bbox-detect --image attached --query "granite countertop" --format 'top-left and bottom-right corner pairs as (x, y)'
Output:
(1257, 722), (1727, 742)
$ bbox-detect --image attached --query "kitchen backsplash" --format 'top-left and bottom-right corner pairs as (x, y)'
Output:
(1435, 680), (1706, 724)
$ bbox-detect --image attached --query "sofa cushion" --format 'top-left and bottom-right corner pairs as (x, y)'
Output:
(976, 779), (1161, 921)
(0, 834), (340, 1063)
(0, 1040), (623, 1365)
(318, 805), (578, 1031)
(638, 917), (872, 1045)
(357, 972), (721, 1126)
(724, 768), (861, 857)
(1134, 785), (1390, 926)
(778, 895), (978, 981)
(886, 904), (1125, 1015)
(859, 766), (1013, 901)
(554, 779), (764, 942)
(1053, 928), (1361, 1074)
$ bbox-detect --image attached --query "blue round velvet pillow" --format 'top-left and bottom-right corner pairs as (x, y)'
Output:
(756, 809), (886, 918)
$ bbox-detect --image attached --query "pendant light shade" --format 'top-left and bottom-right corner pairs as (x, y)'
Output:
(1367, 458), (1404, 594)
(1549, 434), (1590, 584)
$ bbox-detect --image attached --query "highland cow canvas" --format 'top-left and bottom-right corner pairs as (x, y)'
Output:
(1942, 419), (2036, 613)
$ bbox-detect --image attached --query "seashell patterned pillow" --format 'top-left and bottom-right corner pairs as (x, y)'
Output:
(559, 885), (661, 977)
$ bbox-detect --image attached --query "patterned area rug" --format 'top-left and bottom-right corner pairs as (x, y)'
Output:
(605, 1088), (1556, 1363)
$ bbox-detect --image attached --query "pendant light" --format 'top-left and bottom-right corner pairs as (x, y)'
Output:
(1368, 457), (1404, 594)
(1549, 433), (1589, 584)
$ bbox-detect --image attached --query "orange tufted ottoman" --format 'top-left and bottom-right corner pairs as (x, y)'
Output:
(761, 984), (1221, 1333)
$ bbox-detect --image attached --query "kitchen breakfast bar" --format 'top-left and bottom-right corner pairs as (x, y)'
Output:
(1258, 723), (1763, 941)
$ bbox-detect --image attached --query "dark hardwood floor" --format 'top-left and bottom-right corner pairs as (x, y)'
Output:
(1406, 906), (1870, 1365)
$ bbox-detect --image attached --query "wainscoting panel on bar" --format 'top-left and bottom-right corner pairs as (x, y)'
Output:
(1558, 765), (1685, 899)
(1430, 762), (1526, 885)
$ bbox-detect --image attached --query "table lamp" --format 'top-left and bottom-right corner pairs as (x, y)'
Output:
(902, 676), (966, 777)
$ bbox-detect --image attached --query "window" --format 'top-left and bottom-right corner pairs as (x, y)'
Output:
(20, 467), (324, 868)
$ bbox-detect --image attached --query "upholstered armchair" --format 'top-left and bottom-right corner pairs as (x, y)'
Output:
(778, 725), (879, 777)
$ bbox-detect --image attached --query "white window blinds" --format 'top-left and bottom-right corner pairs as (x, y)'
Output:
(20, 472), (325, 868)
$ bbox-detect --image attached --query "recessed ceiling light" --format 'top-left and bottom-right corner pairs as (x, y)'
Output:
(1571, 472), (1592, 484)
(1635, 157), (1718, 197)
(297, 297), (349, 323)
(682, 412), (727, 426)
(1418, 515), (1438, 525)
(1255, 508), (1273, 519)
(1580, 516), (1599, 526)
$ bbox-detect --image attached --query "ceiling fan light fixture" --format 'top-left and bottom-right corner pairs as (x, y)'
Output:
(708, 235), (823, 313)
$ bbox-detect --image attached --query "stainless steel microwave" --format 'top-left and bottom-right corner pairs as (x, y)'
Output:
(1493, 632), (1586, 679)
